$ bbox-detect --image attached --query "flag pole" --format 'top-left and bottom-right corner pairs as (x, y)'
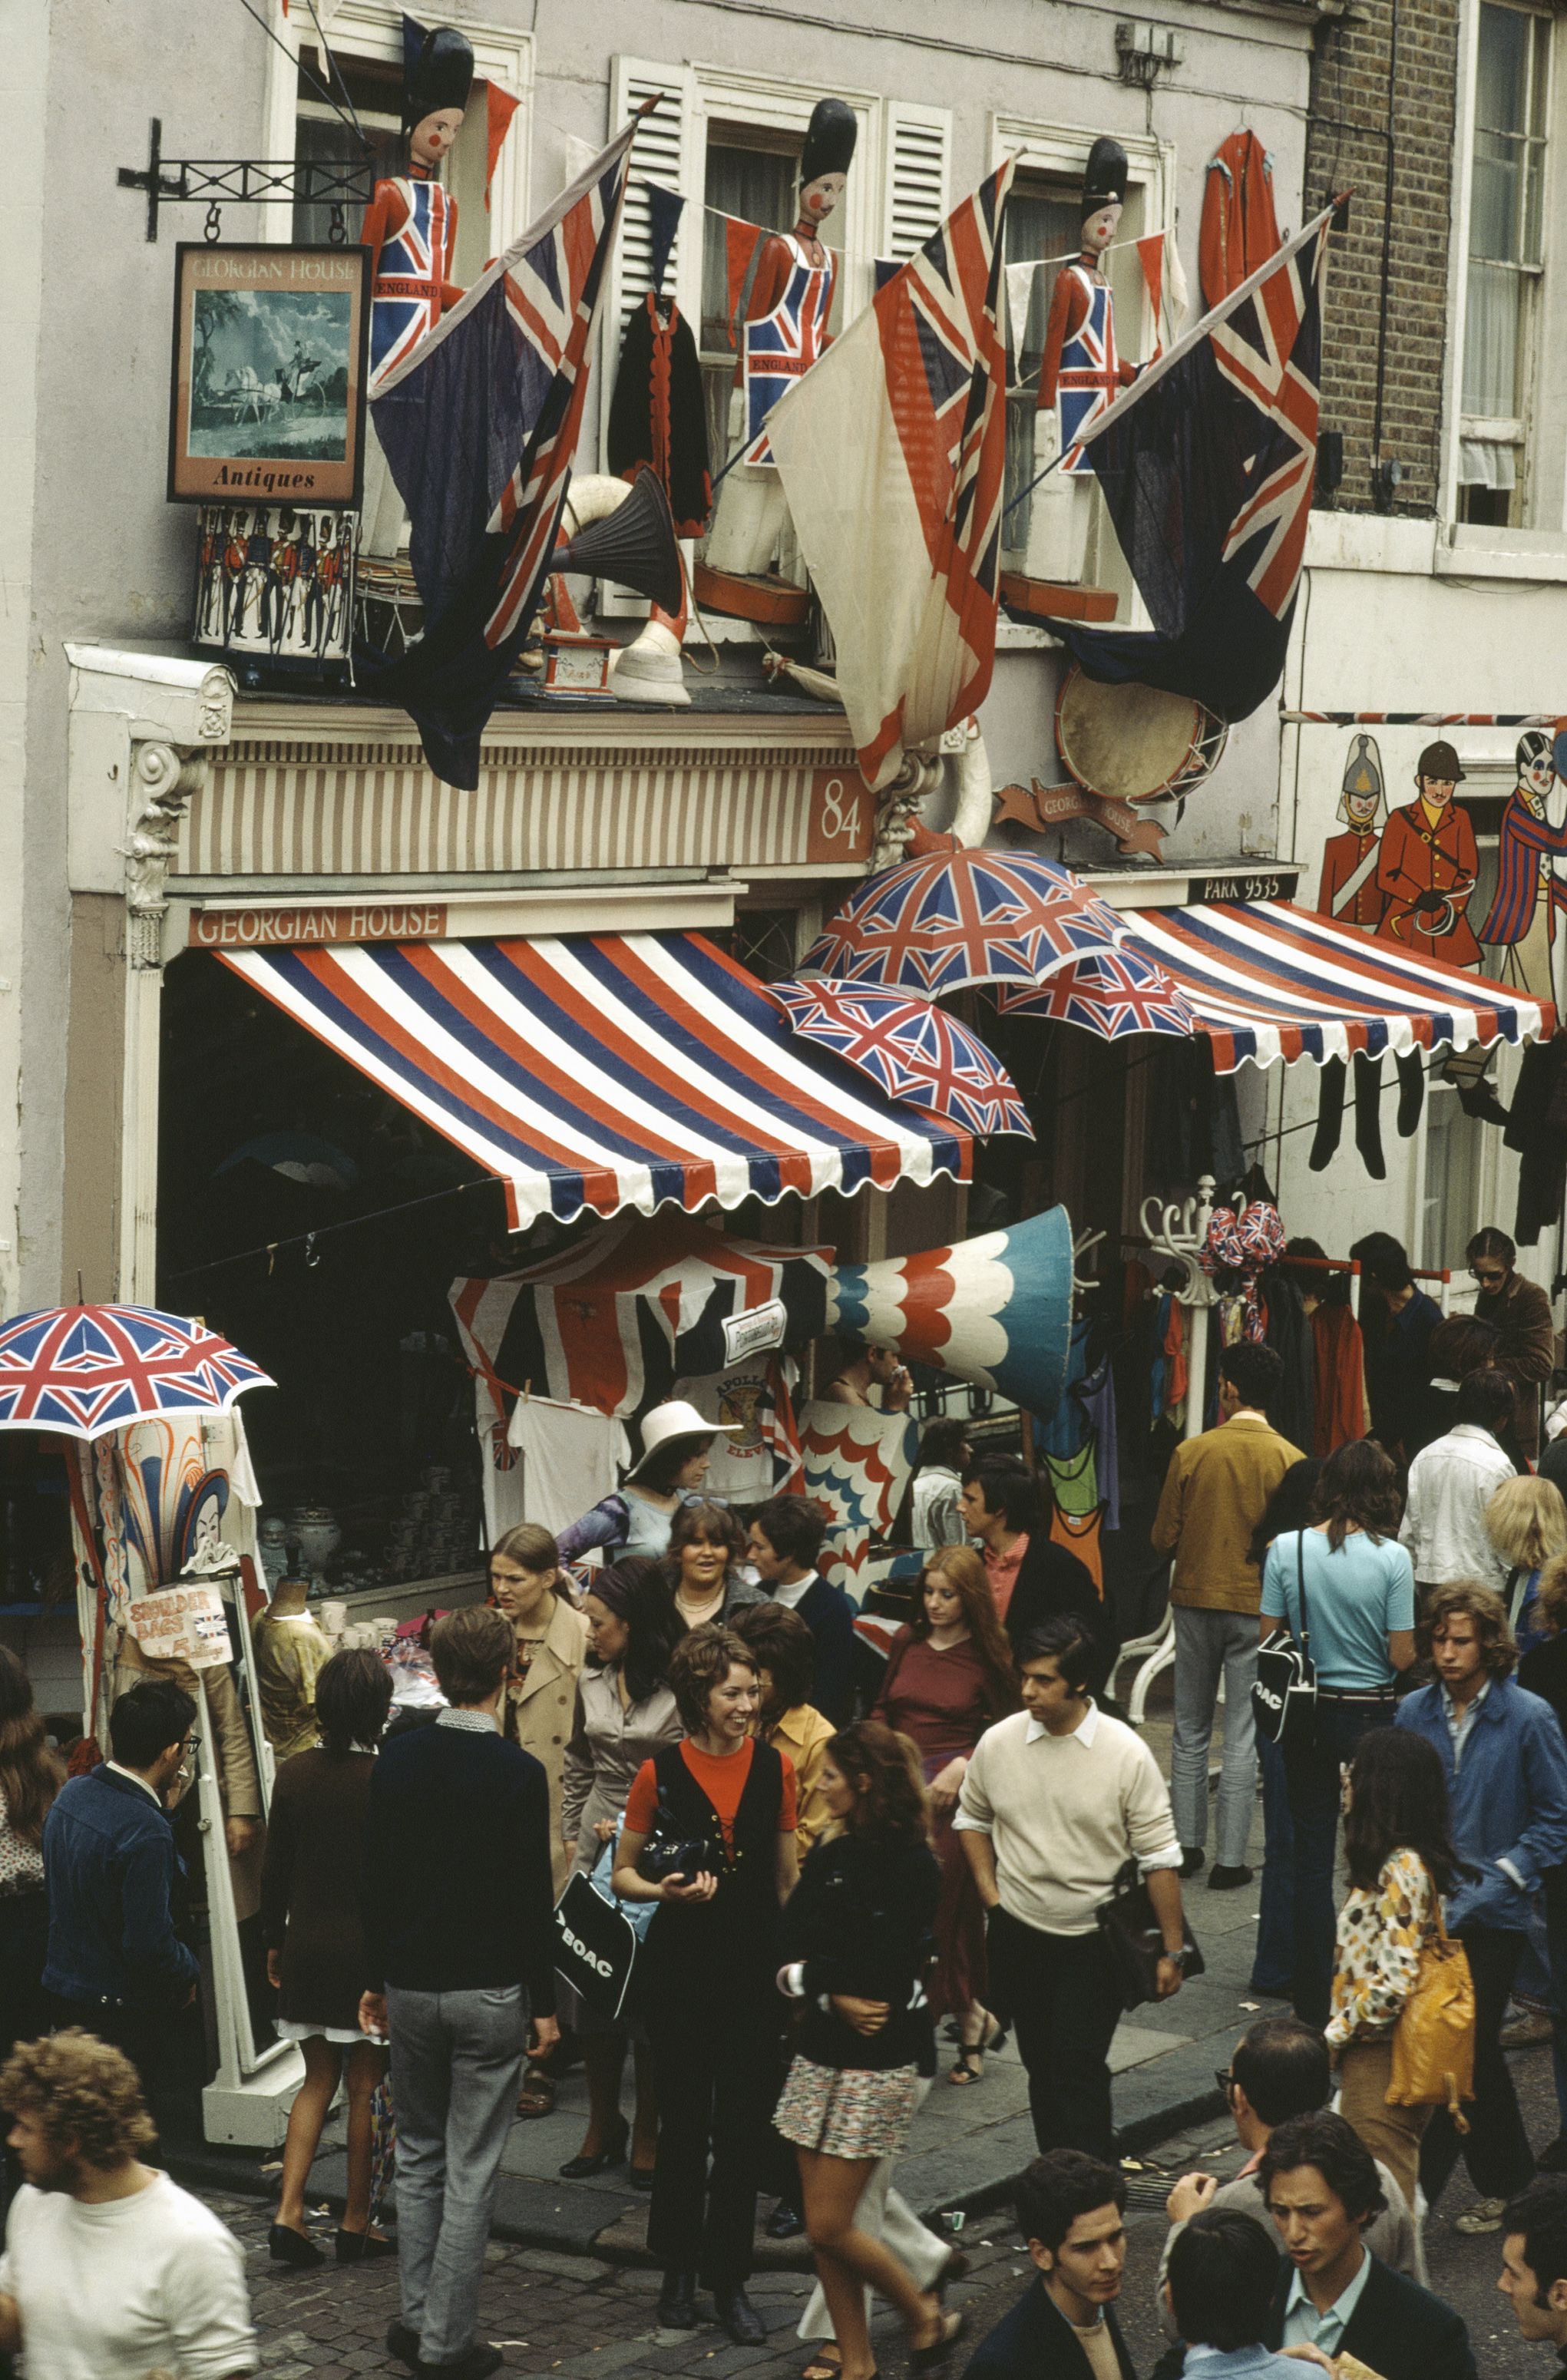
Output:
(1000, 197), (1341, 528)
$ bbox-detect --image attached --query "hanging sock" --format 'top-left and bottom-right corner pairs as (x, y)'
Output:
(1352, 1050), (1387, 1180)
(1395, 1050), (1426, 1138)
(1310, 1057), (1346, 1171)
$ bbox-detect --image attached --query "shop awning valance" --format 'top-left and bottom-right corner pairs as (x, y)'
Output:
(220, 932), (970, 1229)
(1000, 900), (1555, 1072)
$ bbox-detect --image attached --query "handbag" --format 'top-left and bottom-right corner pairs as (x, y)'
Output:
(1252, 1529), (1317, 1757)
(553, 1870), (640, 2022)
(1096, 1858), (1205, 2013)
(1387, 1892), (1476, 2128)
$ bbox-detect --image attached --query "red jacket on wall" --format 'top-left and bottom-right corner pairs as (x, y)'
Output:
(1199, 131), (1280, 309)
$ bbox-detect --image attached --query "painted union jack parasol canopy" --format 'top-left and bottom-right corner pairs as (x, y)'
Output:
(771, 979), (1034, 1141)
(800, 848), (1129, 997)
(0, 1305), (273, 1441)
(995, 941), (1200, 1041)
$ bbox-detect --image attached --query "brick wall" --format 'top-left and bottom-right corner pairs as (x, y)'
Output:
(1304, 0), (1460, 517)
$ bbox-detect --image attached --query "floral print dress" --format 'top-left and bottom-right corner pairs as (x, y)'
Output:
(1326, 1847), (1436, 2044)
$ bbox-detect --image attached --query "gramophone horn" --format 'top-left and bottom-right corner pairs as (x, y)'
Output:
(825, 1204), (1075, 1420)
(554, 468), (683, 614)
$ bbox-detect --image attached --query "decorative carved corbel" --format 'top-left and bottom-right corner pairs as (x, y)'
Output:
(123, 739), (209, 969)
(870, 751), (943, 869)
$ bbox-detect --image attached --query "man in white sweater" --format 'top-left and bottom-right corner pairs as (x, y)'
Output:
(957, 1614), (1187, 2160)
(0, 2029), (255, 2380)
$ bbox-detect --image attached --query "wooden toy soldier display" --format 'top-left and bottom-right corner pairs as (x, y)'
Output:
(1316, 733), (1388, 931)
(357, 23), (474, 555)
(702, 96), (857, 606)
(1024, 136), (1138, 587)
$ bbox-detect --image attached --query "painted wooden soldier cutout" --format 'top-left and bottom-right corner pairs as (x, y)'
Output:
(703, 97), (856, 589)
(358, 23), (474, 556)
(1479, 729), (1567, 1002)
(1317, 732), (1388, 930)
(1024, 137), (1138, 587)
(1374, 739), (1482, 965)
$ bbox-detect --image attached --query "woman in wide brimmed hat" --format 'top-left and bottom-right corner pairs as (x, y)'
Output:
(557, 1400), (741, 1565)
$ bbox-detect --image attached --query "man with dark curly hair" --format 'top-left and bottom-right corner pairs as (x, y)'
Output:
(0, 2028), (255, 2378)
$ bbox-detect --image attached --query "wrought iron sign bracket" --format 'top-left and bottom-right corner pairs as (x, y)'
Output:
(117, 118), (372, 243)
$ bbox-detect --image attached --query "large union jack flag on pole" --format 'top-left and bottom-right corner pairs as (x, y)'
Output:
(366, 112), (646, 788)
(766, 162), (1014, 792)
(1056, 203), (1335, 723)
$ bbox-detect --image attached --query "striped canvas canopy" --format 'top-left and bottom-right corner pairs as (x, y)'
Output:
(221, 932), (970, 1229)
(1000, 900), (1555, 1072)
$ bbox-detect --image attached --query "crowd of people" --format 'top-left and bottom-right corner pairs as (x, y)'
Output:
(1, 1232), (1567, 2377)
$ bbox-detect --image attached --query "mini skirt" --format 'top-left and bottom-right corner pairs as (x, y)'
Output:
(775, 2054), (921, 2160)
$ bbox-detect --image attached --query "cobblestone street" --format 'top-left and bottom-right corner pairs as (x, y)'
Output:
(218, 2041), (1567, 2378)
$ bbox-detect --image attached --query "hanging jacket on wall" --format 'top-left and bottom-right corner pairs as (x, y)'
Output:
(1198, 131), (1281, 309)
(607, 293), (713, 537)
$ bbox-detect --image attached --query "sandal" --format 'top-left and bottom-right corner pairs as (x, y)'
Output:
(910, 2310), (965, 2370)
(947, 2048), (983, 2086)
(516, 2066), (556, 2118)
(801, 2355), (843, 2380)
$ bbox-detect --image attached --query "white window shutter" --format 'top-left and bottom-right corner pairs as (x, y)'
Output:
(600, 60), (701, 450)
(881, 100), (952, 263)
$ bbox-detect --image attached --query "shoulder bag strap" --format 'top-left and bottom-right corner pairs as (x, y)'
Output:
(1294, 1530), (1311, 1655)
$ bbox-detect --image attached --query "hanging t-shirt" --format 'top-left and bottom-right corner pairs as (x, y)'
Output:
(506, 1398), (630, 1539)
(674, 1357), (801, 1498)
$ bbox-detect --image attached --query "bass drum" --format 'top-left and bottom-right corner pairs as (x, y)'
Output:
(1054, 663), (1228, 807)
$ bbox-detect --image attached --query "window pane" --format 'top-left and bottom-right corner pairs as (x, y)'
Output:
(294, 112), (401, 246)
(1476, 2), (1531, 134)
(1470, 127), (1522, 261)
(701, 144), (797, 353)
(1001, 186), (1079, 554)
(1462, 256), (1522, 414)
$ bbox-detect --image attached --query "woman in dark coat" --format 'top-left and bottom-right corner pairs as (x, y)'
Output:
(260, 1647), (392, 2268)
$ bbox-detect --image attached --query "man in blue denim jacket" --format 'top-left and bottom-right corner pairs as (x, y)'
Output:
(1397, 1581), (1567, 2232)
(42, 1681), (200, 2103)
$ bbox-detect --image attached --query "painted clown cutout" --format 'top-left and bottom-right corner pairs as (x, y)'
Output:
(1478, 729), (1567, 1003)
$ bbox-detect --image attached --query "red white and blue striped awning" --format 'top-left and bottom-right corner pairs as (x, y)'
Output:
(221, 932), (970, 1229)
(1096, 901), (1554, 1071)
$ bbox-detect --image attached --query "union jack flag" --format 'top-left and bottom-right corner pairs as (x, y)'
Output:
(766, 162), (1014, 792)
(368, 114), (644, 788)
(1059, 207), (1334, 723)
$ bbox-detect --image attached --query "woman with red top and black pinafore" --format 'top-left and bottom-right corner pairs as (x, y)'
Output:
(874, 1545), (1018, 2086)
(613, 1625), (799, 2347)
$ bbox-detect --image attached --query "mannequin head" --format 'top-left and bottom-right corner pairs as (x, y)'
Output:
(403, 23), (474, 174)
(1080, 137), (1129, 257)
(798, 96), (857, 231)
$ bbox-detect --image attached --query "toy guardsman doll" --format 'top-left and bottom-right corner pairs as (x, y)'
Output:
(1024, 137), (1138, 587)
(1317, 733), (1388, 931)
(1479, 729), (1567, 1000)
(357, 22), (474, 555)
(1375, 739), (1481, 965)
(703, 95), (857, 589)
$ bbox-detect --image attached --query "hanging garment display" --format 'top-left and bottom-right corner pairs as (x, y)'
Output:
(673, 1359), (802, 1497)
(1050, 1504), (1106, 1591)
(1261, 1270), (1314, 1454)
(1074, 1354), (1120, 1532)
(1040, 1318), (1092, 1459)
(1200, 1202), (1287, 1342)
(1312, 1303), (1370, 1456)
(506, 1396), (632, 1541)
(1506, 1036), (1567, 1245)
(607, 293), (713, 537)
(1198, 131), (1281, 309)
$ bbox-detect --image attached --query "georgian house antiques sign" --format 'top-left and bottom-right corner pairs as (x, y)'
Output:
(168, 243), (372, 505)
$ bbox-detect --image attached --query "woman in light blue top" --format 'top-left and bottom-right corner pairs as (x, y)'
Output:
(1260, 1440), (1417, 2026)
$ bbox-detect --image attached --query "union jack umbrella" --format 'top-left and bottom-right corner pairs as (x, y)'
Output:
(0, 1306), (273, 1441)
(801, 848), (1129, 998)
(772, 979), (1033, 1139)
(995, 942), (1198, 1042)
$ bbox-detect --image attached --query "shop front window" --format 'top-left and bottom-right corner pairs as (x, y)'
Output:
(1459, 2), (1551, 527)
(293, 42), (493, 283)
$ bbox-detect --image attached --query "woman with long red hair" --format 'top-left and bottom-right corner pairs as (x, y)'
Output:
(872, 1545), (1017, 2083)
